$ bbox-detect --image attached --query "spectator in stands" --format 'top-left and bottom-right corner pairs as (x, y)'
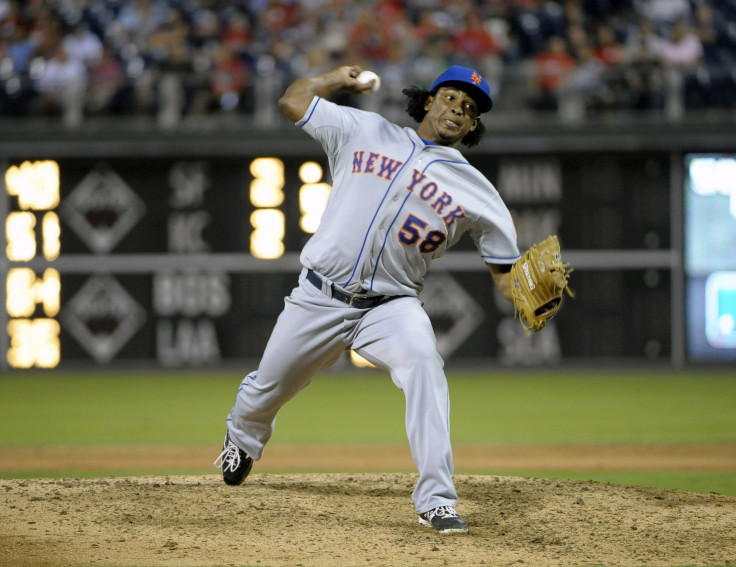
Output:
(633, 0), (691, 32)
(528, 34), (577, 111)
(116, 0), (166, 43)
(31, 43), (87, 125)
(4, 0), (33, 34)
(566, 22), (591, 61)
(562, 0), (586, 28)
(451, 10), (502, 62)
(0, 0), (12, 22)
(5, 21), (36, 73)
(624, 19), (664, 63)
(62, 21), (103, 68)
(574, 42), (615, 111)
(3, 0), (736, 125)
(302, 4), (349, 62)
(188, 41), (250, 116)
(259, 0), (302, 43)
(348, 6), (394, 63)
(412, 7), (449, 44)
(660, 22), (704, 68)
(620, 39), (666, 111)
(188, 8), (220, 50)
(691, 2), (736, 108)
(144, 7), (189, 66)
(86, 43), (130, 115)
(659, 22), (705, 111)
(587, 22), (629, 112)
(593, 23), (625, 67)
(221, 10), (252, 59)
(692, 2), (733, 65)
(28, 5), (62, 60)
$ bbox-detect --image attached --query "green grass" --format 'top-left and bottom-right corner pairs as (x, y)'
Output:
(446, 370), (736, 444)
(1, 368), (735, 496)
(1, 368), (735, 445)
(495, 470), (736, 496)
(0, 370), (241, 445)
(2, 368), (735, 446)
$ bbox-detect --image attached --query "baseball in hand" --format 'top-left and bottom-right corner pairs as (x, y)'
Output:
(357, 70), (381, 93)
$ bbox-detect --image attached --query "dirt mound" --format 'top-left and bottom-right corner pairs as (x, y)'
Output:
(2, 473), (735, 567)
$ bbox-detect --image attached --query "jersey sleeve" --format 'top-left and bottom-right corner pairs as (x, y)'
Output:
(473, 194), (521, 265)
(296, 96), (363, 156)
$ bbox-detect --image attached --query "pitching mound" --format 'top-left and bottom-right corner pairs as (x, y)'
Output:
(2, 473), (735, 567)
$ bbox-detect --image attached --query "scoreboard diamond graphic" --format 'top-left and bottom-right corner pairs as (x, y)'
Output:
(61, 275), (146, 363)
(60, 165), (146, 253)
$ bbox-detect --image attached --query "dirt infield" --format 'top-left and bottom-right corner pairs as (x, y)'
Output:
(2, 473), (736, 567)
(1, 444), (736, 567)
(2, 443), (736, 474)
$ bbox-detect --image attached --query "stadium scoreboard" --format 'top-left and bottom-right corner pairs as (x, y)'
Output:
(2, 156), (334, 369)
(4, 150), (730, 368)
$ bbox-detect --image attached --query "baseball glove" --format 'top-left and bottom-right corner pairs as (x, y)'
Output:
(510, 235), (575, 335)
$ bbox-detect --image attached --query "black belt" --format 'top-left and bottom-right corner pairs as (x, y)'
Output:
(306, 270), (384, 309)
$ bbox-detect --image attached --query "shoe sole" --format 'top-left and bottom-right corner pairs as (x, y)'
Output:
(418, 517), (469, 534)
(437, 527), (469, 534)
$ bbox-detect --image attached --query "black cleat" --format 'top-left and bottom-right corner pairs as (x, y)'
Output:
(213, 432), (253, 486)
(418, 505), (469, 534)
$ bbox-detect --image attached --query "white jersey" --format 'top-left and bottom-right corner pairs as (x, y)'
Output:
(225, 87), (521, 517)
(297, 96), (520, 297)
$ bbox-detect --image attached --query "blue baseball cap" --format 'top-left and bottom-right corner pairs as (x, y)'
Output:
(430, 65), (493, 113)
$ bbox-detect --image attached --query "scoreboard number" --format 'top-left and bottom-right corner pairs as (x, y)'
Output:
(4, 161), (62, 368)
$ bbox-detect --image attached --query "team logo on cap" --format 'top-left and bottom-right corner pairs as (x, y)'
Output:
(471, 72), (482, 85)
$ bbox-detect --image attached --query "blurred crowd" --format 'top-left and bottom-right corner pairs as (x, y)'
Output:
(1, 0), (735, 126)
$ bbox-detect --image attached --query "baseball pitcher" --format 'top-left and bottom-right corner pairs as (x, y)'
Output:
(215, 64), (572, 534)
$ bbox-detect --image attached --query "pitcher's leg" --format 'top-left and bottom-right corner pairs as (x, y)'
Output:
(352, 297), (456, 513)
(228, 282), (346, 459)
(399, 352), (456, 513)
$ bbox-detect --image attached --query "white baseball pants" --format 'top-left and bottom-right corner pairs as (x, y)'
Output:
(226, 269), (457, 513)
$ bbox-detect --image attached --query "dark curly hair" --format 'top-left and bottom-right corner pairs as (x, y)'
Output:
(402, 85), (486, 148)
